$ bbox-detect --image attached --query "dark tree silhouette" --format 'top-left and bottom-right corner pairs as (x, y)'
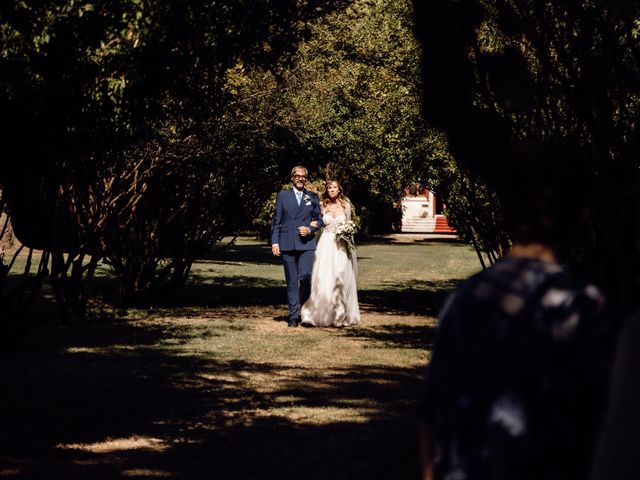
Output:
(0, 0), (351, 327)
(413, 0), (640, 312)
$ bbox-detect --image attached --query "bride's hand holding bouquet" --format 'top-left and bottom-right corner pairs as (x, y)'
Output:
(334, 220), (357, 253)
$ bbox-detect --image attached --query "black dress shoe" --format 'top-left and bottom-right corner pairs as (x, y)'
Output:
(288, 318), (299, 328)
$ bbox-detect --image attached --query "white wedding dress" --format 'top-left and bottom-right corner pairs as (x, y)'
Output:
(300, 210), (360, 327)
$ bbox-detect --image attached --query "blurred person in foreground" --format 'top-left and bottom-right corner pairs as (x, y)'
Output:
(418, 142), (613, 480)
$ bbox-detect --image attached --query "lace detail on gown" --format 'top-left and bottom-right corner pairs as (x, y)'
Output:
(300, 214), (360, 327)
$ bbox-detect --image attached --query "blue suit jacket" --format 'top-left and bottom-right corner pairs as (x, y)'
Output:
(271, 188), (323, 251)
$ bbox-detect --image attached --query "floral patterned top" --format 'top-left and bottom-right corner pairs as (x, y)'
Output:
(420, 256), (612, 480)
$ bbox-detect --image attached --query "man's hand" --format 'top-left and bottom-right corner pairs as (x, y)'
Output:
(272, 244), (281, 256)
(298, 226), (311, 237)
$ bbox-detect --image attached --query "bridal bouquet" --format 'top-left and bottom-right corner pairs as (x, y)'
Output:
(333, 220), (357, 253)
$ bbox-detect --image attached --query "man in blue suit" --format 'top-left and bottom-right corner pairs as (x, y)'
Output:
(271, 166), (323, 327)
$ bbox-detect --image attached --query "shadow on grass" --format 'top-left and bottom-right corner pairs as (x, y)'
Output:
(0, 239), (456, 478)
(87, 274), (461, 319)
(200, 242), (280, 266)
(81, 238), (467, 317)
(169, 275), (287, 310)
(343, 323), (438, 350)
(0, 322), (422, 479)
(148, 276), (461, 319)
(359, 279), (462, 317)
(86, 275), (285, 313)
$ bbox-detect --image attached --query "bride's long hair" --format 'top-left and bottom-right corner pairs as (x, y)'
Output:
(322, 180), (347, 209)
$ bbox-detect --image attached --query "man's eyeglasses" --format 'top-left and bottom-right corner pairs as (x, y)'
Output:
(293, 175), (307, 179)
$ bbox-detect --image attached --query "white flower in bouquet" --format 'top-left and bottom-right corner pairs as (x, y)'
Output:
(333, 220), (357, 253)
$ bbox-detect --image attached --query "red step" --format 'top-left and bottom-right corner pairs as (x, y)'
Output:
(434, 215), (456, 233)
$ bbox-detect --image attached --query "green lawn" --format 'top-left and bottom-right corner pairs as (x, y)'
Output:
(0, 236), (479, 480)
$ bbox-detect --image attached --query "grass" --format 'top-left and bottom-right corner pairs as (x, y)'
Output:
(0, 235), (479, 480)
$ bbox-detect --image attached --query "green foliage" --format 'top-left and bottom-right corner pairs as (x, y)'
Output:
(0, 0), (351, 315)
(0, 0), (506, 317)
(226, 0), (443, 234)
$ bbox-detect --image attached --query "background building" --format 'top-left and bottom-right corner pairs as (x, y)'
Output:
(400, 184), (455, 234)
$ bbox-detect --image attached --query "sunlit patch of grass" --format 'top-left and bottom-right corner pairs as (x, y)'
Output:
(0, 467), (22, 476)
(120, 469), (174, 477)
(235, 406), (379, 425)
(65, 346), (103, 354)
(56, 436), (169, 453)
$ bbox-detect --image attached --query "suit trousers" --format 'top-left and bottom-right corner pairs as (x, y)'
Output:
(282, 250), (315, 320)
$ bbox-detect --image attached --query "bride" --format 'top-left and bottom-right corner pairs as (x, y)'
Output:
(300, 180), (360, 327)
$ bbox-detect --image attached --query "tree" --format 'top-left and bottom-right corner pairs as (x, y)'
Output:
(413, 0), (640, 311)
(0, 0), (351, 321)
(228, 0), (446, 234)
